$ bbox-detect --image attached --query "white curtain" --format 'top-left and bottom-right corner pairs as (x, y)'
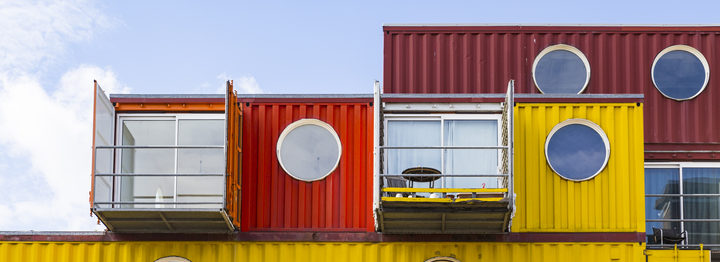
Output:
(444, 120), (498, 188)
(386, 119), (498, 189)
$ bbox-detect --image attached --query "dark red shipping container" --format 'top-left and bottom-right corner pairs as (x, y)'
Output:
(240, 97), (375, 232)
(383, 25), (720, 157)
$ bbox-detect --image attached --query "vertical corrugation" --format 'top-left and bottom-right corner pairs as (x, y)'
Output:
(240, 102), (374, 232)
(513, 103), (645, 232)
(5, 241), (695, 262)
(384, 27), (720, 145)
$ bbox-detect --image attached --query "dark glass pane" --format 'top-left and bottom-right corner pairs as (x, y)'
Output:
(646, 221), (681, 244)
(684, 197), (720, 219)
(685, 222), (720, 244)
(683, 168), (720, 194)
(535, 50), (587, 94)
(645, 168), (680, 194)
(683, 168), (720, 223)
(653, 50), (706, 100)
(279, 124), (340, 181)
(646, 196), (680, 220)
(546, 124), (606, 180)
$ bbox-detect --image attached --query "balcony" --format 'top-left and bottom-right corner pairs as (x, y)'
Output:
(373, 81), (515, 234)
(92, 145), (232, 233)
(90, 82), (238, 233)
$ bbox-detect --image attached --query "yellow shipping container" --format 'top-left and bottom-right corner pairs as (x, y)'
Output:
(0, 241), (708, 262)
(512, 103), (645, 233)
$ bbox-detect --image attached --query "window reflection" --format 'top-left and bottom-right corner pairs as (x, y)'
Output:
(653, 49), (707, 100)
(546, 123), (607, 180)
(645, 167), (720, 245)
(534, 48), (588, 94)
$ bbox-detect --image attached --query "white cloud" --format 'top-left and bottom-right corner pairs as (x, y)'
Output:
(0, 66), (128, 231)
(0, 0), (120, 230)
(0, 0), (112, 73)
(216, 73), (263, 94)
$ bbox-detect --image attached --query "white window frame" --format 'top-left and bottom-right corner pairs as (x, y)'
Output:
(276, 118), (343, 182)
(532, 44), (591, 94)
(651, 45), (710, 101)
(383, 113), (502, 188)
(114, 113), (225, 208)
(645, 162), (720, 245)
(544, 118), (610, 182)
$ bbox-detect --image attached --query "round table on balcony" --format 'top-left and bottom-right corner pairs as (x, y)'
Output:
(401, 167), (442, 188)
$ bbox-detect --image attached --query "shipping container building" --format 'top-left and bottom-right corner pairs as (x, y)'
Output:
(2, 25), (719, 261)
(384, 25), (720, 249)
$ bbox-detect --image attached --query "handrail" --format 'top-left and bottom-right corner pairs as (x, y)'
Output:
(94, 202), (223, 205)
(382, 188), (507, 193)
(380, 174), (508, 177)
(96, 145), (223, 149)
(380, 146), (507, 149)
(95, 173), (224, 177)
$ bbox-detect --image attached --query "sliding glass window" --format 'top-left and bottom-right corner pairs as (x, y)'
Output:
(117, 114), (224, 209)
(646, 163), (720, 246)
(384, 114), (500, 189)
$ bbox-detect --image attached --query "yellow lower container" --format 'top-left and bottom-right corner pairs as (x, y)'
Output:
(0, 241), (709, 262)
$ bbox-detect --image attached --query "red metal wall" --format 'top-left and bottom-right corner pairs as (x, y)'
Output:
(240, 100), (374, 232)
(384, 25), (720, 152)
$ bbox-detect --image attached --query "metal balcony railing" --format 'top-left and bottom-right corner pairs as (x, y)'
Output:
(378, 145), (512, 201)
(93, 145), (225, 209)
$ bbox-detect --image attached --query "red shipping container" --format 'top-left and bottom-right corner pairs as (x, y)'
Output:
(384, 25), (720, 158)
(240, 97), (374, 232)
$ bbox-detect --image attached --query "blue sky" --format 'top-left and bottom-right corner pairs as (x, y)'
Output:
(0, 0), (719, 230)
(49, 0), (720, 95)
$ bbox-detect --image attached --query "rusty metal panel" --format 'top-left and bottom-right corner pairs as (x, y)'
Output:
(383, 26), (720, 148)
(239, 101), (374, 232)
(513, 103), (645, 232)
(1, 241), (695, 262)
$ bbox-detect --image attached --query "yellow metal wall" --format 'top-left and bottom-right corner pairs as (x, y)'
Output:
(512, 103), (645, 232)
(1, 241), (704, 262)
(646, 249), (710, 262)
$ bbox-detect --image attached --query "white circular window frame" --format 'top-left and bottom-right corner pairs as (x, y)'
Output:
(651, 44), (710, 101)
(544, 118), (610, 182)
(532, 44), (592, 94)
(276, 118), (342, 182)
(155, 256), (191, 262)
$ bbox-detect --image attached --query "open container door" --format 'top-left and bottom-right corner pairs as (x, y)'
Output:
(91, 80), (115, 210)
(225, 80), (242, 228)
(91, 81), (234, 233)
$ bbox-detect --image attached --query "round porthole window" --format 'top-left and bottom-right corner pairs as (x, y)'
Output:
(277, 119), (342, 182)
(155, 256), (191, 262)
(424, 257), (461, 262)
(545, 119), (609, 181)
(652, 45), (709, 101)
(532, 44), (591, 94)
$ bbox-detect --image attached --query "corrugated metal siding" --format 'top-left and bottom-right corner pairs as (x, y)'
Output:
(1, 241), (694, 262)
(240, 102), (374, 232)
(383, 26), (720, 146)
(646, 249), (711, 262)
(513, 103), (645, 232)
